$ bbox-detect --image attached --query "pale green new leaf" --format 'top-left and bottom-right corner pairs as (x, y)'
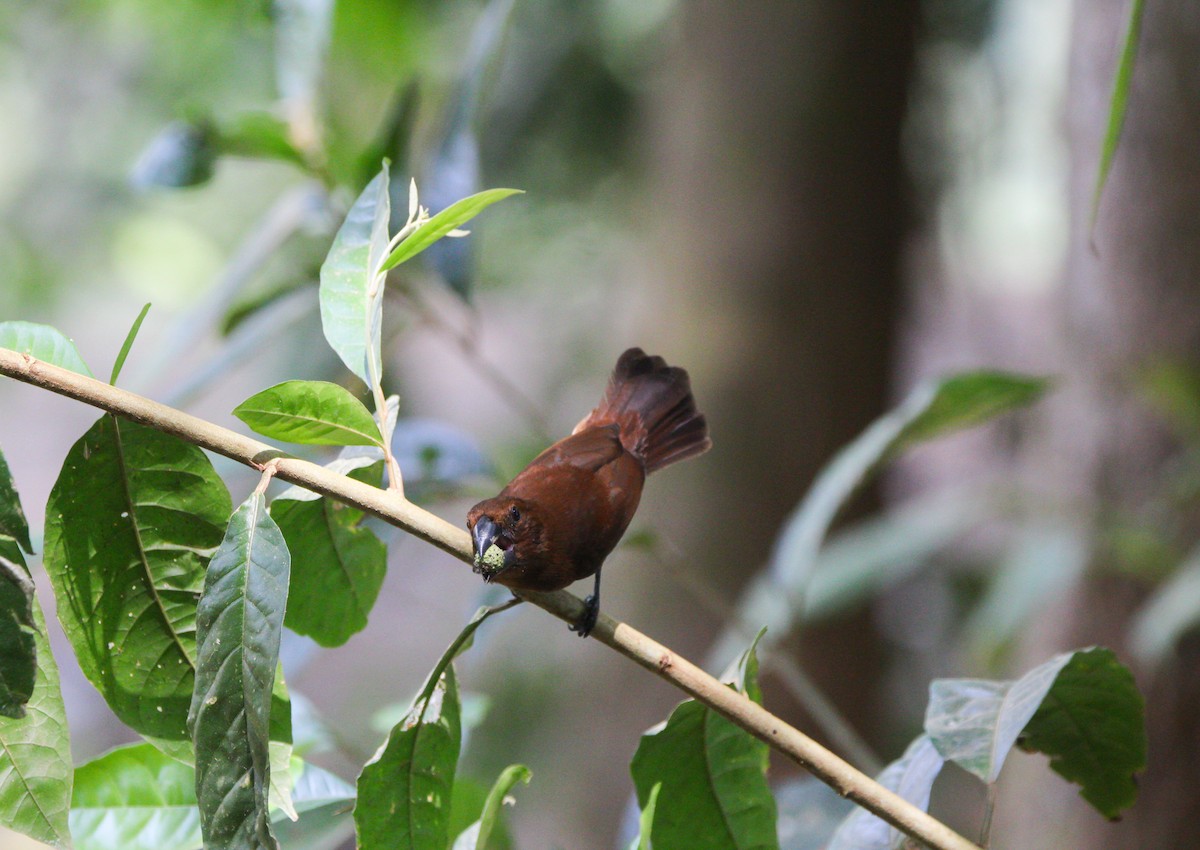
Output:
(0, 598), (73, 849)
(43, 416), (231, 740)
(189, 493), (290, 850)
(319, 163), (392, 384)
(233, 380), (383, 447)
(0, 321), (93, 378)
(379, 188), (523, 272)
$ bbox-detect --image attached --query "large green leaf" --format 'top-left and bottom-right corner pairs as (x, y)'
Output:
(189, 492), (290, 850)
(0, 539), (35, 718)
(270, 467), (386, 647)
(379, 188), (522, 272)
(234, 380), (383, 447)
(0, 321), (93, 378)
(70, 743), (355, 850)
(0, 598), (73, 849)
(768, 372), (1046, 603)
(450, 764), (531, 850)
(0, 449), (32, 554)
(826, 736), (944, 850)
(43, 416), (231, 739)
(1018, 648), (1145, 819)
(630, 634), (778, 850)
(355, 602), (515, 850)
(319, 163), (392, 384)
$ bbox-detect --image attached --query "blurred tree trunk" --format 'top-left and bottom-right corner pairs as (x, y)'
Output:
(986, 2), (1200, 847)
(648, 2), (919, 737)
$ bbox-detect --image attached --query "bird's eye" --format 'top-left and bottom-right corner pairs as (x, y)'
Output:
(509, 505), (521, 523)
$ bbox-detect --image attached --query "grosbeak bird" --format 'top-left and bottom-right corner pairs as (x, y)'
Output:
(467, 348), (711, 637)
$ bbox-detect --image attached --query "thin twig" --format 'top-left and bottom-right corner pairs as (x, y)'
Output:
(0, 348), (981, 850)
(399, 286), (554, 444)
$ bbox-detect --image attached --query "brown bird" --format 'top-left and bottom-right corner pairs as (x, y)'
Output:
(467, 348), (711, 637)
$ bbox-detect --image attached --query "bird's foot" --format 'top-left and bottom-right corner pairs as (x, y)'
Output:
(569, 594), (599, 638)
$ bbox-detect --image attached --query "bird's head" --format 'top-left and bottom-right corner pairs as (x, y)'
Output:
(467, 498), (536, 582)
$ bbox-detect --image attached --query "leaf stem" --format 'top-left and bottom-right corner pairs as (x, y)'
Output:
(979, 782), (997, 848)
(0, 348), (982, 850)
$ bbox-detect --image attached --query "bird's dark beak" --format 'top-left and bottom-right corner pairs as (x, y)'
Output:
(471, 516), (514, 579)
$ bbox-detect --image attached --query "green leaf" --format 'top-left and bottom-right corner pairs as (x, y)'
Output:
(71, 743), (199, 850)
(717, 627), (767, 736)
(70, 744), (355, 850)
(1090, 0), (1145, 230)
(827, 736), (944, 850)
(218, 112), (306, 167)
(0, 448), (33, 554)
(189, 492), (290, 850)
(892, 372), (1049, 449)
(926, 652), (1075, 784)
(1130, 544), (1200, 664)
(43, 416), (231, 739)
(450, 764), (531, 850)
(0, 539), (35, 718)
(0, 321), (93, 378)
(270, 469), (386, 647)
(355, 601), (516, 850)
(768, 372), (1047, 600)
(631, 630), (776, 849)
(233, 380), (383, 447)
(356, 663), (462, 850)
(926, 647), (1145, 819)
(1018, 648), (1145, 819)
(379, 188), (522, 272)
(110, 303), (151, 386)
(319, 163), (392, 384)
(629, 781), (660, 850)
(130, 121), (218, 189)
(0, 597), (73, 849)
(630, 696), (779, 850)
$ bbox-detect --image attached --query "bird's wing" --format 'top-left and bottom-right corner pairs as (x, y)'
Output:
(527, 424), (624, 473)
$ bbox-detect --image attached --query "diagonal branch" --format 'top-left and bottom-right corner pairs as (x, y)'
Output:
(0, 347), (980, 850)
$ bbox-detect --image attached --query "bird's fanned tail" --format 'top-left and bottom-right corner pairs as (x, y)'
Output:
(574, 347), (711, 474)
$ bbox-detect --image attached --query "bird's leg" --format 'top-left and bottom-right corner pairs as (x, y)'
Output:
(570, 567), (601, 638)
